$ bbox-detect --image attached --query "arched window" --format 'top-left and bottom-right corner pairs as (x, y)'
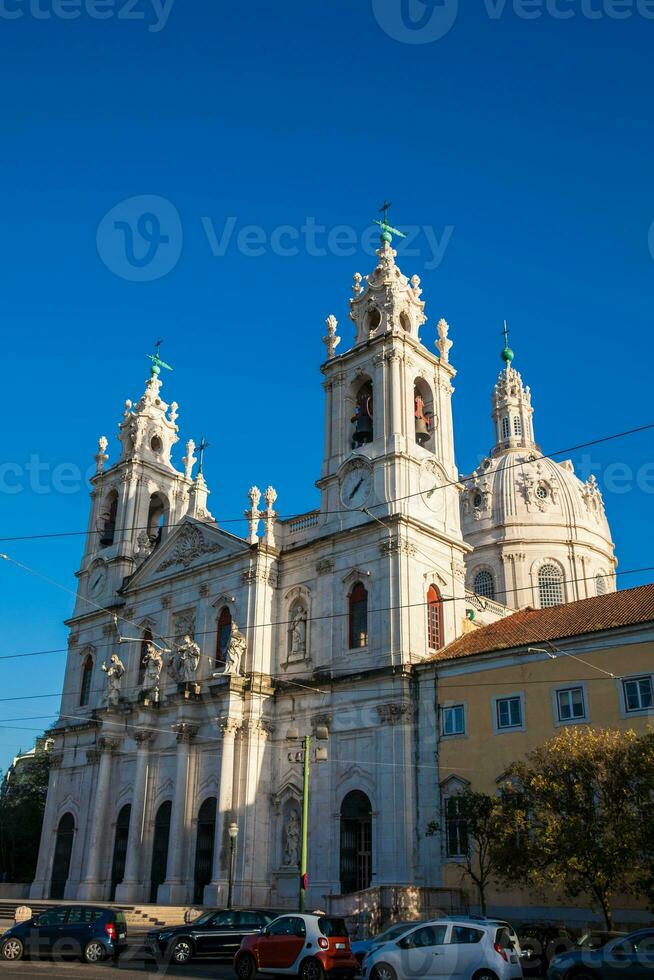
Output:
(150, 801), (172, 904)
(473, 570), (495, 601)
(110, 804), (132, 900)
(444, 794), (468, 857)
(427, 584), (443, 650)
(351, 381), (374, 449)
(139, 628), (153, 685)
(538, 564), (564, 608)
(99, 490), (118, 548)
(50, 812), (75, 900)
(596, 573), (608, 596)
(502, 416), (510, 439)
(194, 797), (217, 905)
(348, 583), (368, 649)
(414, 380), (434, 449)
(340, 791), (372, 894)
(79, 654), (93, 707)
(216, 607), (232, 668)
(513, 416), (522, 436)
(147, 493), (168, 549)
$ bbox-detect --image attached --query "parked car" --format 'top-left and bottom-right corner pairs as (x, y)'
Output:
(146, 908), (282, 965)
(361, 916), (523, 980)
(575, 932), (627, 951)
(518, 925), (577, 976)
(0, 905), (128, 963)
(234, 912), (359, 980)
(352, 923), (422, 965)
(547, 929), (654, 980)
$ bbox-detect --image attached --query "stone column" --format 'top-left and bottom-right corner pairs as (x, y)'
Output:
(157, 723), (198, 904)
(114, 730), (153, 903)
(77, 737), (119, 900)
(29, 753), (64, 899)
(203, 715), (240, 906)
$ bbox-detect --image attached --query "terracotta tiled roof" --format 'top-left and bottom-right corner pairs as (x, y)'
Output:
(431, 584), (654, 662)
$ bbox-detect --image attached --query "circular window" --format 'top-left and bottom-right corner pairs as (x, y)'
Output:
(400, 311), (411, 332)
(536, 485), (548, 500)
(473, 493), (483, 509)
(150, 435), (163, 454)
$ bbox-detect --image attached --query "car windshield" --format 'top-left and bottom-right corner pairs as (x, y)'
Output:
(318, 917), (349, 938)
(377, 923), (414, 942)
(191, 910), (219, 926)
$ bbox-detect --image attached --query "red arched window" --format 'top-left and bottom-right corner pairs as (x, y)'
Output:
(139, 628), (153, 685)
(349, 582), (368, 649)
(427, 585), (443, 650)
(80, 654), (93, 707)
(216, 607), (232, 668)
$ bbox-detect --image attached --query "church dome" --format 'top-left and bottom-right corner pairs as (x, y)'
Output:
(461, 355), (616, 610)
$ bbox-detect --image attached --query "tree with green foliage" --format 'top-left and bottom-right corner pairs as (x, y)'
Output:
(0, 740), (50, 884)
(501, 726), (654, 929)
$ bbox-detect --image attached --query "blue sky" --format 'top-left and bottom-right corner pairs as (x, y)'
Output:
(1, 0), (653, 771)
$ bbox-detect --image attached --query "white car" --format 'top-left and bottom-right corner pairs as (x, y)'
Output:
(362, 917), (523, 980)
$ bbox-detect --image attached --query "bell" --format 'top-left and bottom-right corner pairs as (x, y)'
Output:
(353, 414), (373, 447)
(415, 416), (430, 446)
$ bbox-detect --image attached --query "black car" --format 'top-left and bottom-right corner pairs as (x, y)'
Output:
(0, 905), (128, 963)
(547, 928), (654, 980)
(518, 924), (577, 976)
(146, 907), (283, 965)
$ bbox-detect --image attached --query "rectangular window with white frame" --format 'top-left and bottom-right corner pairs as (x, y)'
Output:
(622, 676), (654, 714)
(444, 796), (468, 857)
(556, 686), (587, 723)
(494, 694), (524, 732)
(441, 704), (466, 737)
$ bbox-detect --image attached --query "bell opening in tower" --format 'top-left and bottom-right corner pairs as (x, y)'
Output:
(414, 381), (434, 450)
(351, 381), (374, 449)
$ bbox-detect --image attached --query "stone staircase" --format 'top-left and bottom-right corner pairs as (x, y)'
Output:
(0, 900), (196, 932)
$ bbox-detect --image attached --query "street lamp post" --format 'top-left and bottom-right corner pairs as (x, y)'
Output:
(227, 821), (239, 909)
(287, 724), (329, 913)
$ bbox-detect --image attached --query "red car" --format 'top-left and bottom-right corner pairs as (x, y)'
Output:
(234, 913), (359, 980)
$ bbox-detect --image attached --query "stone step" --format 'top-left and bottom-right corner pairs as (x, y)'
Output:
(0, 900), (199, 931)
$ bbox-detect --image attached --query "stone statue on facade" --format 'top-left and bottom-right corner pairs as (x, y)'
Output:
(283, 811), (301, 867)
(101, 654), (125, 707)
(221, 621), (246, 676)
(174, 634), (201, 683)
(289, 608), (308, 658)
(141, 644), (164, 698)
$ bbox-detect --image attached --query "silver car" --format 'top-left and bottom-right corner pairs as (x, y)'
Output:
(362, 917), (523, 980)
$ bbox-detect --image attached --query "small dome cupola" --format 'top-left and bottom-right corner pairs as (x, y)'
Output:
(118, 342), (180, 469)
(491, 323), (536, 455)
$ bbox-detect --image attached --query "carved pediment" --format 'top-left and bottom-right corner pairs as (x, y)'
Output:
(159, 524), (222, 570)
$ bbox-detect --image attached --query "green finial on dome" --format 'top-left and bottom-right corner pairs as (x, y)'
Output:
(147, 339), (173, 378)
(501, 320), (514, 368)
(373, 200), (407, 246)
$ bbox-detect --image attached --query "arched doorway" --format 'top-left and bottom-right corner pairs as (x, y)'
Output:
(110, 804), (132, 901)
(50, 812), (75, 899)
(149, 801), (172, 903)
(340, 791), (372, 895)
(193, 797), (217, 905)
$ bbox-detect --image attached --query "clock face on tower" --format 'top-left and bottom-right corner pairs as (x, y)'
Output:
(340, 461), (373, 510)
(88, 565), (107, 598)
(420, 460), (445, 514)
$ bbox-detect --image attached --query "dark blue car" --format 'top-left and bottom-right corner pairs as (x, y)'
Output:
(0, 904), (128, 963)
(547, 929), (654, 980)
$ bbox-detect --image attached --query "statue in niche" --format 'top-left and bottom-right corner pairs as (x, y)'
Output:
(283, 810), (301, 867)
(289, 605), (308, 659)
(221, 621), (247, 676)
(101, 654), (126, 707)
(141, 644), (164, 698)
(174, 634), (201, 683)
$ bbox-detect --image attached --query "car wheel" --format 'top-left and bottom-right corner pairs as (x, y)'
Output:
(370, 963), (398, 980)
(472, 970), (500, 980)
(1, 938), (24, 961)
(171, 938), (195, 964)
(236, 953), (257, 980)
(300, 958), (325, 980)
(83, 940), (106, 964)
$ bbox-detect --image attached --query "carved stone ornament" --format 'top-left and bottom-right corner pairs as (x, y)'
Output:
(323, 314), (341, 360)
(376, 702), (415, 725)
(158, 524), (222, 570)
(316, 558), (334, 575)
(217, 715), (241, 738)
(173, 722), (198, 744)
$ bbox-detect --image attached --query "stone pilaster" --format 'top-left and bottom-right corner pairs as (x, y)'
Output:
(203, 715), (241, 906)
(158, 723), (198, 904)
(77, 736), (120, 900)
(114, 730), (153, 903)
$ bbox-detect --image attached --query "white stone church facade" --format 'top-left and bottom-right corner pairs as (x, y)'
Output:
(31, 234), (616, 910)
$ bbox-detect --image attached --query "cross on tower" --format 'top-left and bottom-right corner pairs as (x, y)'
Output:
(147, 339), (174, 378)
(379, 200), (392, 224)
(197, 436), (210, 475)
(373, 200), (407, 244)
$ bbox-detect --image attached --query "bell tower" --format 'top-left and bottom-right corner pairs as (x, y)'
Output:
(75, 346), (198, 614)
(318, 210), (464, 549)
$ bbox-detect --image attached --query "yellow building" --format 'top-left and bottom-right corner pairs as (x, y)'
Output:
(417, 583), (654, 928)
